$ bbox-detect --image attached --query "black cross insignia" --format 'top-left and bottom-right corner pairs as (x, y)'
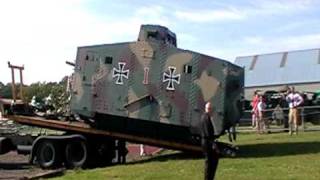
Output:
(163, 66), (180, 90)
(112, 62), (129, 85)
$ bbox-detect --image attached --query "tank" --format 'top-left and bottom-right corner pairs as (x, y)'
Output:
(70, 24), (244, 144)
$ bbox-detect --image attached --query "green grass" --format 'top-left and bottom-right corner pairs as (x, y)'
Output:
(51, 131), (320, 180)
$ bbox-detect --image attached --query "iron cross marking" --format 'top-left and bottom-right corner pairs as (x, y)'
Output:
(112, 62), (129, 85)
(163, 66), (180, 90)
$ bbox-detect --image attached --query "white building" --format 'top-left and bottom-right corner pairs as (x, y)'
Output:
(235, 48), (320, 100)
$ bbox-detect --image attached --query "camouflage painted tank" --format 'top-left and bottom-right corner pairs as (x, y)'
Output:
(70, 25), (243, 142)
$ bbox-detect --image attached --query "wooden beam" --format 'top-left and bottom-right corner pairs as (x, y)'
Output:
(19, 69), (23, 100)
(7, 61), (24, 102)
(10, 68), (16, 102)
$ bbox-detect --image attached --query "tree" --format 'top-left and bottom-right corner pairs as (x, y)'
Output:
(0, 83), (13, 99)
(23, 78), (69, 113)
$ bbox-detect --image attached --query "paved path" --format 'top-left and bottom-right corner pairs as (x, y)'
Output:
(127, 144), (162, 156)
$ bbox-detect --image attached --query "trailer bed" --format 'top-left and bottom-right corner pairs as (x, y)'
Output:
(6, 115), (201, 152)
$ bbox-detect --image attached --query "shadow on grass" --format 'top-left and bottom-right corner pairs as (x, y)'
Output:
(127, 141), (320, 164)
(238, 141), (320, 158)
(127, 151), (202, 165)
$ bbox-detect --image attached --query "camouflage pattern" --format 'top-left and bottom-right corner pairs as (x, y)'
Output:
(70, 24), (244, 136)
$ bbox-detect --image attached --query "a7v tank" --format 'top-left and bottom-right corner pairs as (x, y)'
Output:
(70, 24), (244, 143)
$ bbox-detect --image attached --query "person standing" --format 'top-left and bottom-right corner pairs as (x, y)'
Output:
(257, 95), (267, 133)
(251, 91), (259, 129)
(199, 102), (219, 180)
(272, 104), (284, 126)
(286, 87), (303, 135)
(140, 144), (146, 156)
(117, 140), (128, 164)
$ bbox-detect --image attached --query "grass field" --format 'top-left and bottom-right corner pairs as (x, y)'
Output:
(51, 131), (320, 180)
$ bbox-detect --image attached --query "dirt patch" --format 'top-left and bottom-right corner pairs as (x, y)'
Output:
(0, 151), (52, 180)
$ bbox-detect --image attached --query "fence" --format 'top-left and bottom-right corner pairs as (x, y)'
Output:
(238, 105), (320, 132)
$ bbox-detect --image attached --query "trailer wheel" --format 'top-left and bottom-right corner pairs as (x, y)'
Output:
(65, 140), (87, 168)
(36, 140), (60, 169)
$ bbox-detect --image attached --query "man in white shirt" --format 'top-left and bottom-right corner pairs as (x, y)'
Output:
(257, 96), (266, 133)
(286, 87), (303, 135)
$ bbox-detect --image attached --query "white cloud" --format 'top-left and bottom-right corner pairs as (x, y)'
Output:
(243, 0), (319, 19)
(175, 8), (245, 23)
(0, 0), (318, 86)
(178, 33), (198, 47)
(251, 0), (317, 14)
(228, 33), (320, 59)
(243, 36), (264, 45)
(174, 0), (318, 23)
(0, 0), (98, 84)
(272, 34), (320, 50)
(0, 2), (171, 85)
(136, 5), (165, 19)
(132, 5), (172, 28)
(243, 34), (320, 50)
(202, 33), (320, 62)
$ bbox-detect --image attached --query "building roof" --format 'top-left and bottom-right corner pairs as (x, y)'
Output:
(235, 48), (320, 87)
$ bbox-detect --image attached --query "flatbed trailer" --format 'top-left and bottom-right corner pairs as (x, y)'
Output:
(7, 115), (201, 152)
(1, 115), (202, 169)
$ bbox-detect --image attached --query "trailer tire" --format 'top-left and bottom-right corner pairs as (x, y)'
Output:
(36, 140), (60, 169)
(65, 140), (87, 168)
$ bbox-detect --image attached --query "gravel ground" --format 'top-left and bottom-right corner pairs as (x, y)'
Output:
(0, 145), (161, 180)
(0, 151), (50, 180)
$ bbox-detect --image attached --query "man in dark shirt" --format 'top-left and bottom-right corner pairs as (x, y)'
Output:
(117, 140), (128, 164)
(200, 102), (219, 180)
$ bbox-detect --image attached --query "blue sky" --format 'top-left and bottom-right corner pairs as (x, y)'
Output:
(1, 0), (320, 84)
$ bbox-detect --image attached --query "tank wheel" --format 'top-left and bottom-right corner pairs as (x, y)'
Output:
(36, 140), (60, 169)
(65, 140), (87, 168)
